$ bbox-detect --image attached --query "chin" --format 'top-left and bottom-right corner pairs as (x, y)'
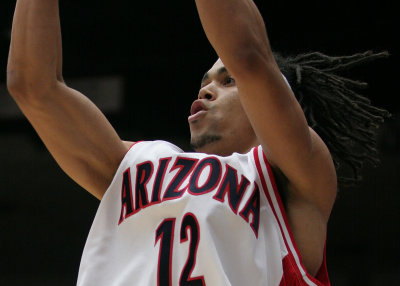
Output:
(190, 134), (223, 154)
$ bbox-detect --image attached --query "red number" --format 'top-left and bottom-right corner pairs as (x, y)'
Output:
(155, 213), (205, 286)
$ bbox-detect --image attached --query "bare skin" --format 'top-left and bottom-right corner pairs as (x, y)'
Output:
(7, 0), (128, 199)
(189, 59), (337, 275)
(7, 0), (337, 279)
(194, 0), (337, 275)
(189, 61), (258, 156)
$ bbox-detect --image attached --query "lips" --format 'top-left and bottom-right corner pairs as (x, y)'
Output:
(190, 100), (207, 115)
(188, 100), (208, 122)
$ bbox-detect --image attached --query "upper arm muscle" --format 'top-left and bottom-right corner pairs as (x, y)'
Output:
(13, 82), (128, 199)
(236, 62), (337, 218)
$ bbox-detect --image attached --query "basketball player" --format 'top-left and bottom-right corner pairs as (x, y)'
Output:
(6, 0), (388, 285)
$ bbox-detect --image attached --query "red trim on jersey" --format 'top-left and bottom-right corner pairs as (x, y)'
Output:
(279, 253), (301, 286)
(253, 146), (330, 286)
(128, 141), (143, 150)
(279, 250), (329, 286)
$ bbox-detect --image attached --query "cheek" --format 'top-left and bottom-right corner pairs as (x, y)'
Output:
(227, 97), (247, 118)
(218, 99), (249, 130)
(220, 92), (242, 112)
(209, 91), (248, 127)
(226, 97), (253, 129)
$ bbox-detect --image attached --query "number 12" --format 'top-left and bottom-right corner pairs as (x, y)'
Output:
(155, 212), (206, 286)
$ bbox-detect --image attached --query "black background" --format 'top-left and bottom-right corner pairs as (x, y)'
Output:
(0, 0), (399, 285)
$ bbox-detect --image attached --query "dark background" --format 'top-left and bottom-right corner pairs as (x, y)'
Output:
(0, 1), (399, 285)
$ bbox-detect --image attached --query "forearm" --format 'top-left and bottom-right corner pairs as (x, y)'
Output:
(195, 0), (273, 76)
(7, 0), (63, 95)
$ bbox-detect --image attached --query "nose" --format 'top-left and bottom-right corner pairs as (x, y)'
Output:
(198, 84), (216, 101)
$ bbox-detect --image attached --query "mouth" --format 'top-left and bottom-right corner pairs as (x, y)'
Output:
(190, 100), (207, 115)
(189, 100), (208, 122)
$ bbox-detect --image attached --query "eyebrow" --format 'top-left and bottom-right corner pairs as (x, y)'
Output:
(201, 66), (229, 83)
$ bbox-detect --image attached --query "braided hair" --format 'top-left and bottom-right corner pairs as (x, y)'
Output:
(274, 51), (391, 188)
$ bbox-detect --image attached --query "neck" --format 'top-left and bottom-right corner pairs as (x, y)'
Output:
(195, 136), (259, 157)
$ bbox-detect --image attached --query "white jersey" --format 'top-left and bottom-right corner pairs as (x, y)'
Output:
(77, 141), (329, 286)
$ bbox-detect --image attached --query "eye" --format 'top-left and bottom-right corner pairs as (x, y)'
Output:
(223, 76), (236, 86)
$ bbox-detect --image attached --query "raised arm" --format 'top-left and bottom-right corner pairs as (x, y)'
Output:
(195, 0), (337, 274)
(7, 0), (129, 199)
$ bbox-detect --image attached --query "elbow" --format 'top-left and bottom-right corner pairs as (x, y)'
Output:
(6, 69), (27, 98)
(7, 67), (56, 102)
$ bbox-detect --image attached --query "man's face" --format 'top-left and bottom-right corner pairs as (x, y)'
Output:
(189, 59), (257, 156)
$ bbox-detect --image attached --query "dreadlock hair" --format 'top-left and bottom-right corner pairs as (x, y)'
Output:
(274, 51), (391, 189)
